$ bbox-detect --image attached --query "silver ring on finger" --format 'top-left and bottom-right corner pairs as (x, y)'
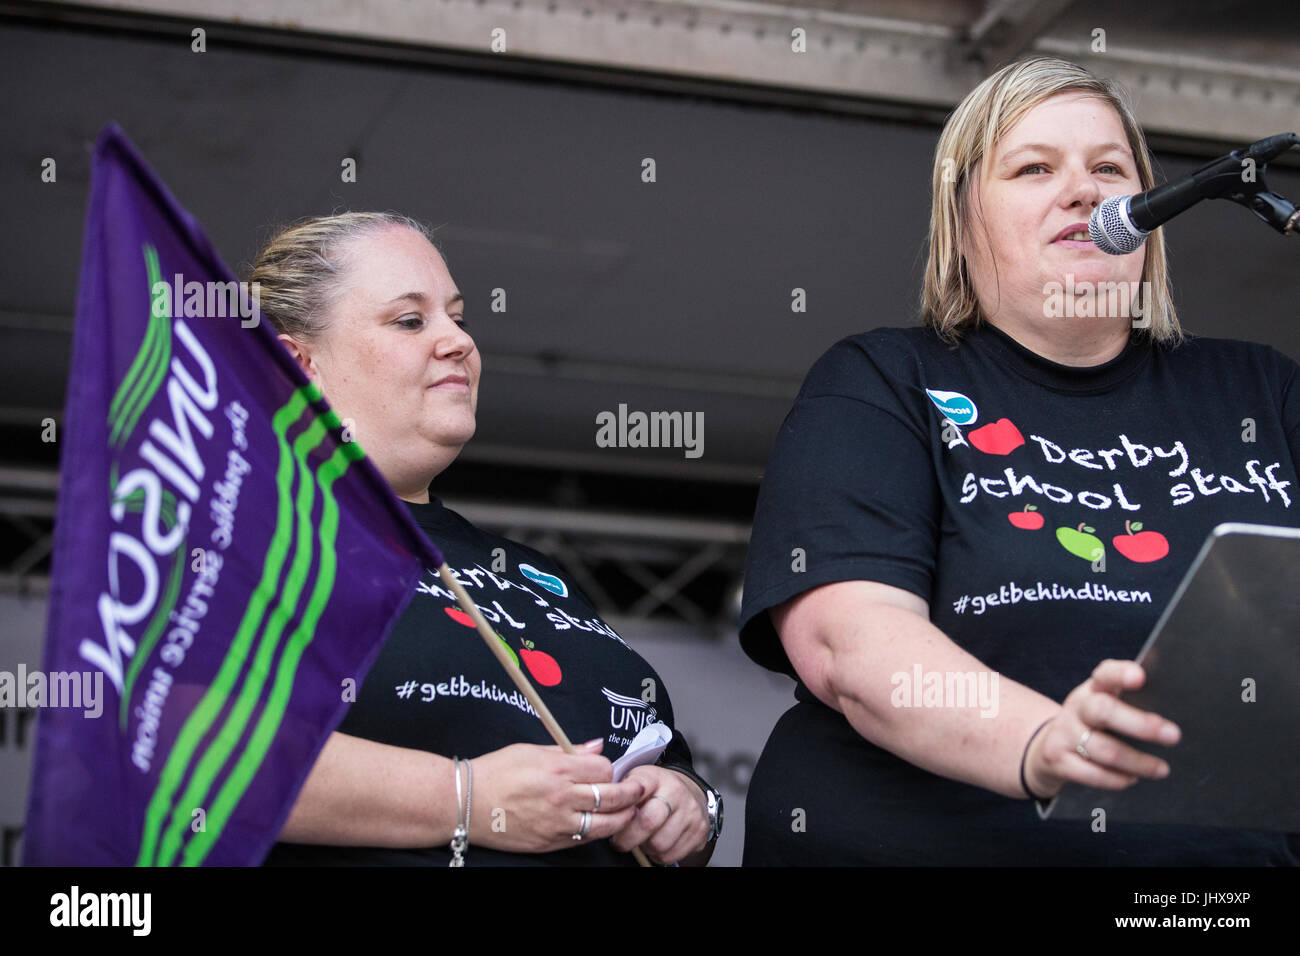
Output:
(590, 783), (601, 811)
(650, 794), (674, 815)
(1076, 729), (1093, 760)
(573, 810), (592, 841)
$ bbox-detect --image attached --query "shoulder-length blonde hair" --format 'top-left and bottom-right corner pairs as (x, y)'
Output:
(923, 55), (1181, 344)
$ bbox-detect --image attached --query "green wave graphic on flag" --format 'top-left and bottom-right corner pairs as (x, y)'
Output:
(135, 384), (360, 866)
(182, 433), (361, 866)
(154, 407), (331, 866)
(109, 244), (172, 449)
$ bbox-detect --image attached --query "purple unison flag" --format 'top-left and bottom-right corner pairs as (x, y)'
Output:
(24, 124), (445, 866)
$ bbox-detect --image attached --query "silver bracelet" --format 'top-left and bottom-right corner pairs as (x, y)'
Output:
(449, 757), (472, 867)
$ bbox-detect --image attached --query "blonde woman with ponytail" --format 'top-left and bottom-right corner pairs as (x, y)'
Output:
(251, 213), (719, 867)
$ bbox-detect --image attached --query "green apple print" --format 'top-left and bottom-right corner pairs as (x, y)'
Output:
(1056, 522), (1104, 561)
(495, 632), (520, 668)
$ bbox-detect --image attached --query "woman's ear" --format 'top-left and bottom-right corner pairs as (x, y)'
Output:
(278, 334), (320, 383)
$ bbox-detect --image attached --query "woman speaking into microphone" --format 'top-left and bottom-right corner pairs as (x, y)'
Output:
(251, 213), (720, 866)
(739, 55), (1300, 865)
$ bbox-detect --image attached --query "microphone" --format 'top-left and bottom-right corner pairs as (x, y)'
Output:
(1089, 132), (1300, 255)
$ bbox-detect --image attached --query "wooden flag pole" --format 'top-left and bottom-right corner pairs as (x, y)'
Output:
(437, 564), (653, 867)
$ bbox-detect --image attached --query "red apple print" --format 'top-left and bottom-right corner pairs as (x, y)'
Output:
(518, 639), (562, 686)
(444, 607), (522, 666)
(1113, 520), (1169, 563)
(444, 606), (474, 628)
(969, 418), (1025, 455)
(1008, 504), (1044, 530)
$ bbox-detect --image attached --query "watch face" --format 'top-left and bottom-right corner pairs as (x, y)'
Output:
(708, 790), (723, 838)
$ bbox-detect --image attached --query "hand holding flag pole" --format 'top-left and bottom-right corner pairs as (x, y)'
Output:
(25, 124), (658, 868)
(435, 564), (653, 867)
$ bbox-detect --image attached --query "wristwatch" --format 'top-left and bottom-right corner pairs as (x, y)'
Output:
(659, 764), (724, 843)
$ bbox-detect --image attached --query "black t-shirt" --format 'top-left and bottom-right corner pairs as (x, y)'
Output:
(265, 498), (693, 866)
(739, 322), (1300, 865)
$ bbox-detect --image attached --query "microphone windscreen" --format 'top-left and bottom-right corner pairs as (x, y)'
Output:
(1090, 196), (1147, 255)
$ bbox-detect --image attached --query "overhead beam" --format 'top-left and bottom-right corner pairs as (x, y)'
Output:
(18, 1), (1300, 143)
(961, 0), (1077, 70)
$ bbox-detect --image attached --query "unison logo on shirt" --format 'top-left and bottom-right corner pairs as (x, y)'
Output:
(602, 687), (658, 739)
(925, 389), (979, 425)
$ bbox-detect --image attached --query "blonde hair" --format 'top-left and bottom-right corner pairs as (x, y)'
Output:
(249, 212), (436, 340)
(923, 55), (1181, 344)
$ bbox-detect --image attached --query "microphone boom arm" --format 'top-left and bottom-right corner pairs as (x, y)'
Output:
(1217, 132), (1298, 236)
(1131, 132), (1300, 237)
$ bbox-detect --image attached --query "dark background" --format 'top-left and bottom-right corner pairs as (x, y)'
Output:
(1, 13), (1297, 538)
